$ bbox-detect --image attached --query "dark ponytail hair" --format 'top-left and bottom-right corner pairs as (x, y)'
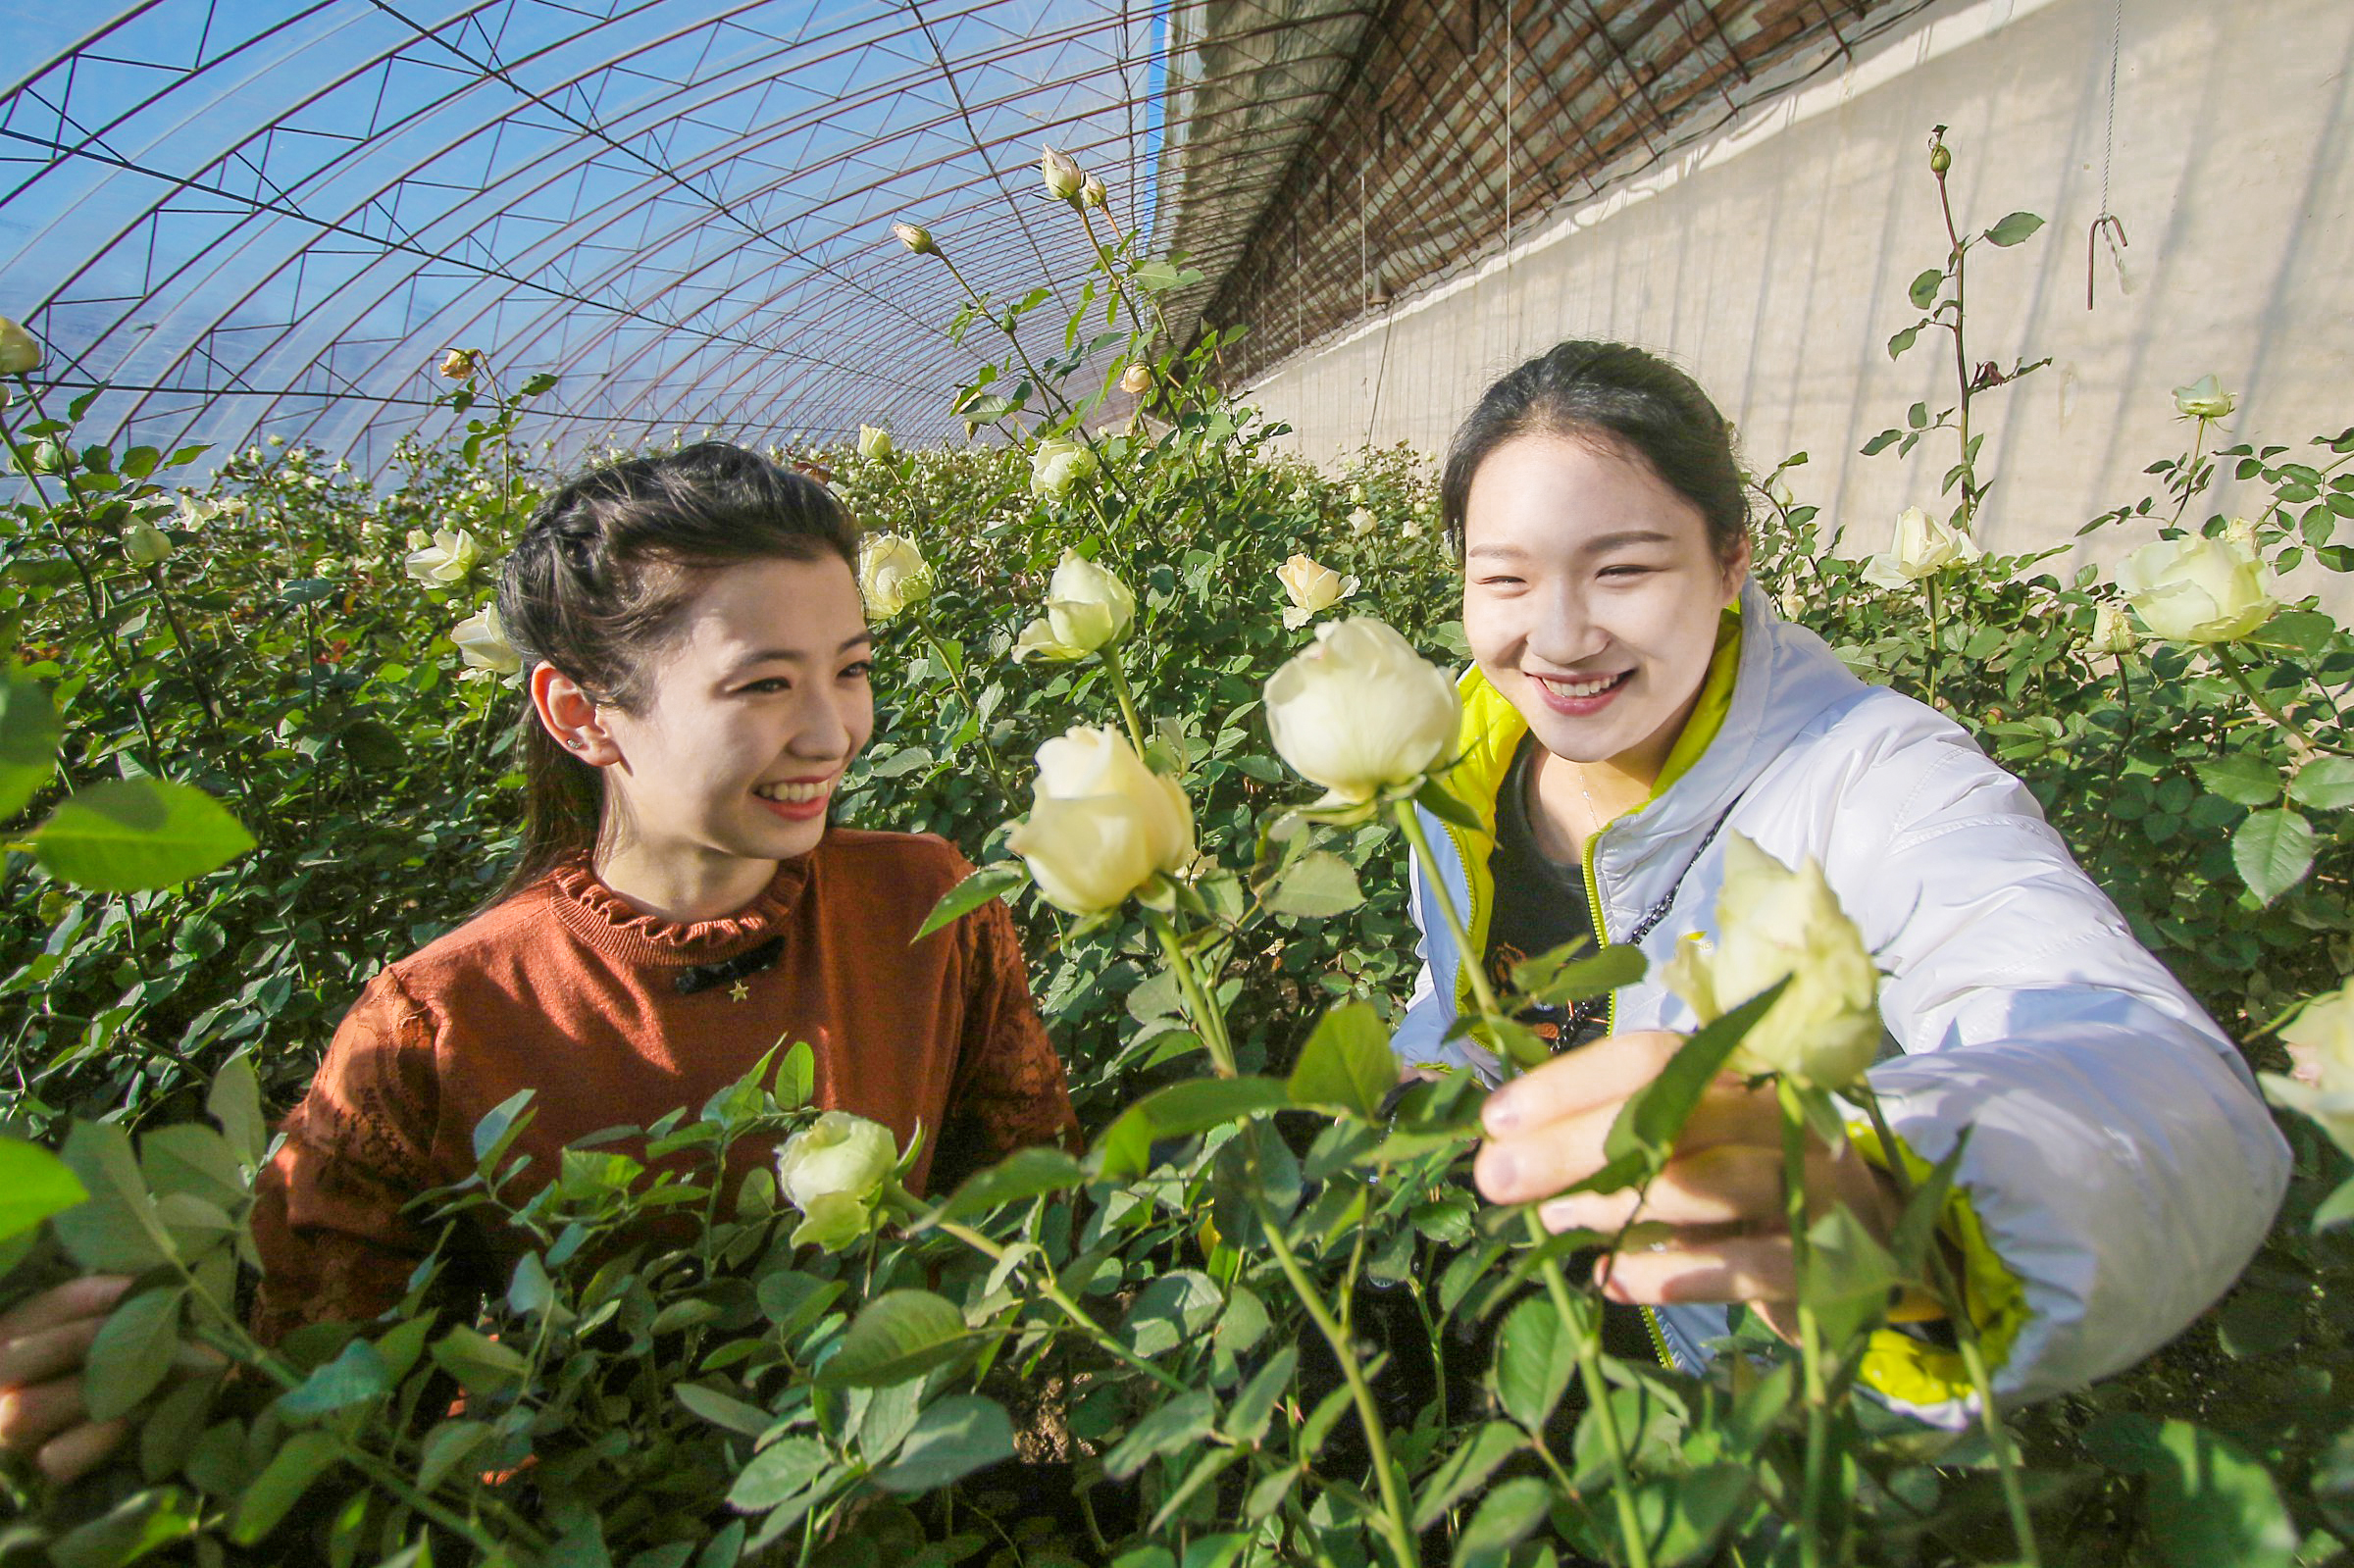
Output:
(1439, 341), (1749, 563)
(486, 441), (860, 904)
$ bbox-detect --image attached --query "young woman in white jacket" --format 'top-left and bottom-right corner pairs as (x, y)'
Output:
(1392, 339), (2288, 1426)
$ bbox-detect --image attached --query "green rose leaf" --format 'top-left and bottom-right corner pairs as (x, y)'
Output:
(2145, 1420), (2297, 1568)
(1454, 1476), (1555, 1568)
(1411, 1421), (1524, 1530)
(1285, 1001), (1394, 1120)
(1907, 268), (1945, 309)
(30, 779), (254, 891)
(1092, 1076), (1292, 1181)
(871, 1395), (1015, 1492)
(2232, 809), (2315, 905)
(818, 1289), (974, 1388)
(2195, 754), (2281, 807)
(0, 672), (61, 821)
(82, 1286), (185, 1421)
(922, 1144), (1086, 1227)
(230, 1432), (342, 1543)
(913, 861), (1027, 940)
(1103, 1388), (1215, 1480)
(1493, 1295), (1576, 1431)
(1983, 210), (2046, 247)
(1265, 849), (1363, 918)
(0, 1136), (88, 1242)
(2288, 756), (2354, 810)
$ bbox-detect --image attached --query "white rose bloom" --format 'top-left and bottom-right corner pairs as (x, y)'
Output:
(1030, 435), (1099, 500)
(1264, 618), (1459, 803)
(2223, 517), (2259, 551)
(1861, 506), (1981, 588)
(1010, 549), (1134, 662)
(1660, 834), (1883, 1090)
(2264, 985), (2354, 1158)
(451, 604), (523, 674)
(1275, 552), (1357, 630)
(0, 317), (43, 375)
(2173, 375), (2235, 421)
(2114, 534), (2277, 644)
(857, 425), (894, 461)
(1776, 586), (1808, 623)
(857, 532), (934, 618)
(1006, 725), (1195, 914)
(404, 527), (482, 585)
(777, 1112), (897, 1211)
(1348, 507), (1377, 537)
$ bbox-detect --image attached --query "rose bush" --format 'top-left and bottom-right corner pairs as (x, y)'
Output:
(0, 128), (2349, 1568)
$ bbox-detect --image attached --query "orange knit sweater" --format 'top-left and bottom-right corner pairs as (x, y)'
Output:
(248, 830), (1077, 1341)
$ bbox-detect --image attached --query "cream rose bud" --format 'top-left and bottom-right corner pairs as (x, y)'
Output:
(1006, 726), (1196, 914)
(124, 521), (174, 565)
(857, 532), (934, 618)
(2262, 984), (2354, 1158)
(777, 1112), (898, 1212)
(437, 348), (478, 381)
(1776, 586), (1808, 623)
(2173, 374), (2235, 421)
(891, 221), (937, 256)
(1275, 552), (1357, 630)
(1040, 145), (1085, 202)
(1080, 176), (1108, 210)
(857, 425), (894, 461)
(1010, 548), (1135, 662)
(1264, 618), (1459, 803)
(2114, 534), (2277, 643)
(1120, 362), (1152, 397)
(1029, 435), (1099, 500)
(451, 604), (523, 674)
(404, 527), (481, 584)
(1661, 834), (1882, 1090)
(1861, 505), (1980, 588)
(1349, 507), (1376, 536)
(0, 317), (42, 376)
(2088, 601), (2137, 656)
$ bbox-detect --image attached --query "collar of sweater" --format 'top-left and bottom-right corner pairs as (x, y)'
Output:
(547, 852), (813, 968)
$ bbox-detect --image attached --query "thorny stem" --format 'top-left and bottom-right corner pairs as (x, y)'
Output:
(1098, 639), (1151, 760)
(1256, 1191), (1419, 1568)
(1525, 1210), (1653, 1568)
(1393, 799), (1504, 1024)
(1778, 1086), (1829, 1568)
(1852, 1087), (2041, 1567)
(1146, 908), (1237, 1078)
(1931, 150), (1978, 525)
(2168, 419), (2210, 527)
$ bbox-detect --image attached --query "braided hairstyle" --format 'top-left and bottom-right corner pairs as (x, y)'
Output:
(487, 442), (859, 902)
(1439, 340), (1750, 565)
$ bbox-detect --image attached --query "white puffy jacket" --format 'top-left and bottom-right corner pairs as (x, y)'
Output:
(1393, 579), (2288, 1426)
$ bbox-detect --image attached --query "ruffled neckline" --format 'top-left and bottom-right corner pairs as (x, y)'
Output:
(548, 854), (812, 966)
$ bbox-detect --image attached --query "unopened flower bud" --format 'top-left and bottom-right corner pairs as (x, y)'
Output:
(1080, 176), (1107, 210)
(1040, 145), (1085, 203)
(1928, 142), (1951, 176)
(891, 221), (937, 256)
(0, 318), (42, 376)
(124, 521), (174, 565)
(1120, 362), (1151, 397)
(438, 348), (479, 380)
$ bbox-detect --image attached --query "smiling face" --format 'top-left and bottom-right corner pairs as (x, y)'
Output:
(1461, 432), (1748, 783)
(594, 554), (874, 905)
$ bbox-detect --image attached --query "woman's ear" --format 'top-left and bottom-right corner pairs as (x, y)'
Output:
(529, 662), (621, 766)
(1721, 532), (1754, 603)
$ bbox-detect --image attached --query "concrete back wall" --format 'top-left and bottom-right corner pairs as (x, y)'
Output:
(1242, 0), (2354, 600)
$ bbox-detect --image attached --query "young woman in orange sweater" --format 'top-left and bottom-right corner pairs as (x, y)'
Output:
(0, 442), (1077, 1480)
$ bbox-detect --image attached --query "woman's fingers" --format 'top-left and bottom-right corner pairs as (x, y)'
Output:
(1537, 1143), (1784, 1233)
(1595, 1234), (1798, 1306)
(0, 1369), (93, 1453)
(35, 1416), (131, 1486)
(1480, 1031), (1687, 1136)
(0, 1312), (108, 1393)
(1475, 1076), (1783, 1206)
(0, 1276), (131, 1350)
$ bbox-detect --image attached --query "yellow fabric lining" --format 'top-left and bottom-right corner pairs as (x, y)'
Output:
(1844, 1121), (2030, 1410)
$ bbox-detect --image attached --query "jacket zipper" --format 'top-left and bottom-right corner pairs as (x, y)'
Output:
(1580, 822), (1677, 1371)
